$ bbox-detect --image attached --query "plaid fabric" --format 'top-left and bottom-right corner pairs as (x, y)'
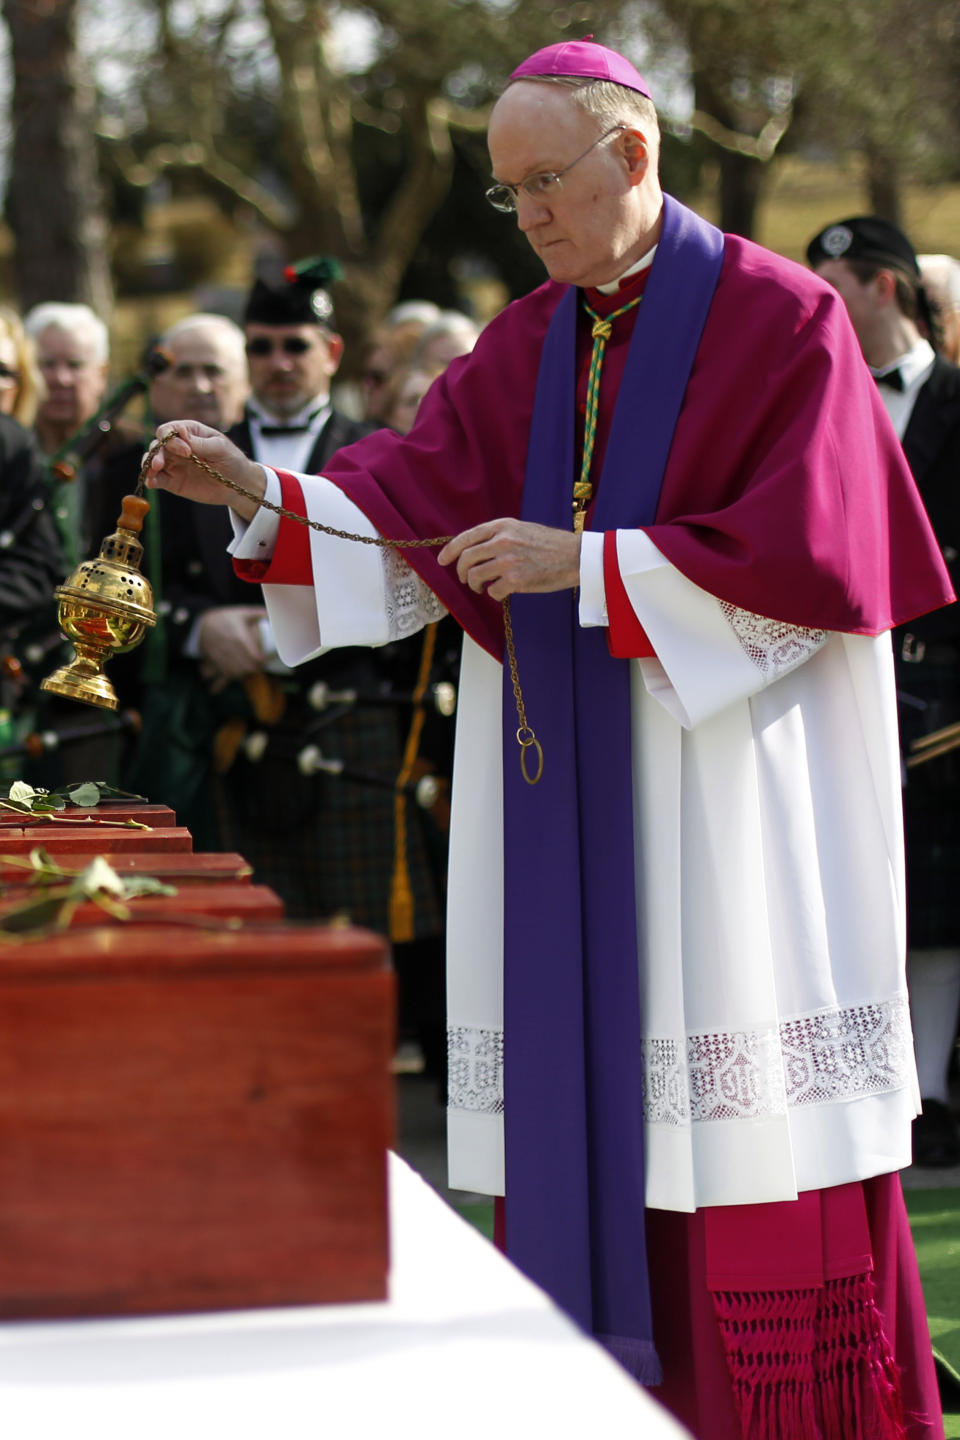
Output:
(216, 692), (445, 937)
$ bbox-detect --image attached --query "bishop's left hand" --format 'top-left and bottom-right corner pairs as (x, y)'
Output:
(438, 518), (581, 601)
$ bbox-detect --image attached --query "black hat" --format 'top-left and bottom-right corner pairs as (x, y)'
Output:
(243, 256), (343, 328)
(806, 216), (920, 278)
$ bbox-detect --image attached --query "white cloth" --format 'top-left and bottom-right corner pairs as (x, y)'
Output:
(247, 397), (333, 475)
(870, 338), (936, 440)
(0, 1155), (691, 1440)
(235, 483), (918, 1214)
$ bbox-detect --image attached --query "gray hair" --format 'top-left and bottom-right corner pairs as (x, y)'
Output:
(417, 312), (480, 347)
(160, 312), (247, 366)
(506, 74), (660, 168)
(385, 300), (442, 329)
(918, 254), (960, 309)
(24, 302), (109, 363)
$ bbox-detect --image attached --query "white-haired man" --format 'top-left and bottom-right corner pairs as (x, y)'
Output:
(24, 302), (111, 567)
(919, 252), (960, 365)
(147, 40), (948, 1439)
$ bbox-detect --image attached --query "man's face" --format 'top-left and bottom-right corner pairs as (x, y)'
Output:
(150, 326), (249, 429)
(487, 82), (647, 290)
(244, 323), (343, 419)
(813, 259), (882, 354)
(35, 325), (108, 430)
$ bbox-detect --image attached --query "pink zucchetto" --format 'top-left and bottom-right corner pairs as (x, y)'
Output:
(509, 37), (652, 99)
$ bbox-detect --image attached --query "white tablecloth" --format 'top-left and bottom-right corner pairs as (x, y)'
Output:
(0, 1154), (689, 1439)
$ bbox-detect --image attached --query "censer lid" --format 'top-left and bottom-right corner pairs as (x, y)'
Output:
(55, 494), (156, 625)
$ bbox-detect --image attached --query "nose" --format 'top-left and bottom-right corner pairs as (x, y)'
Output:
(45, 362), (74, 386)
(514, 190), (551, 234)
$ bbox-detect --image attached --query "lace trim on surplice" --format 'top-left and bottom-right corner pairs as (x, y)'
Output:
(446, 996), (913, 1123)
(642, 995), (913, 1127)
(720, 601), (827, 679)
(447, 1025), (504, 1115)
(383, 547), (448, 641)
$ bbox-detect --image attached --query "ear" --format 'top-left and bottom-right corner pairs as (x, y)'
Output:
(620, 128), (649, 186)
(873, 269), (898, 306)
(323, 332), (345, 375)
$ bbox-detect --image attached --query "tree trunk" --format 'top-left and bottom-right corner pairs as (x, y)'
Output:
(717, 149), (767, 238)
(3, 0), (113, 316)
(864, 144), (904, 227)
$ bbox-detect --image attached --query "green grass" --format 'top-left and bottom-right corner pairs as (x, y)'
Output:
(904, 1187), (960, 1436)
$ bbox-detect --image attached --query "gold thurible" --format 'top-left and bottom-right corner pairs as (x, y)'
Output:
(41, 495), (156, 711)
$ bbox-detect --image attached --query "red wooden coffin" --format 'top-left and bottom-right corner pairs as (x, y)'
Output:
(0, 803), (177, 829)
(0, 852), (254, 886)
(0, 882), (285, 926)
(0, 825), (193, 854)
(0, 923), (394, 1317)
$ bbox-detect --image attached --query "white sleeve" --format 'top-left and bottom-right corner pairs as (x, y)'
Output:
(230, 469), (446, 665)
(587, 528), (829, 729)
(227, 468), (283, 559)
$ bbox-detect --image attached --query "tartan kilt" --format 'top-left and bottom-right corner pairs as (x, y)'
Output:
(217, 698), (445, 938)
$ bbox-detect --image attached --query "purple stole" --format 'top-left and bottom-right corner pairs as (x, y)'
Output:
(502, 195), (724, 1381)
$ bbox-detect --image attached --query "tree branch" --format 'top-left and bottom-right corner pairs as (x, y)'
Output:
(686, 105), (793, 162)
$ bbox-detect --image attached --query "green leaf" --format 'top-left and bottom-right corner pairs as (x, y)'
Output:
(0, 893), (73, 934)
(86, 784), (148, 802)
(31, 795), (65, 812)
(8, 781), (38, 803)
(66, 783), (102, 808)
(120, 877), (177, 899)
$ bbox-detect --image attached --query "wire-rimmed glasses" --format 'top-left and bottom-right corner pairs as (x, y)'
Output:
(485, 124), (626, 214)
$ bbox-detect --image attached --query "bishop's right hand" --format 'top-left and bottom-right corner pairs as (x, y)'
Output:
(145, 420), (266, 522)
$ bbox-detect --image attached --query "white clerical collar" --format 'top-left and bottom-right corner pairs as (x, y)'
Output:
(596, 245), (658, 296)
(870, 338), (935, 390)
(248, 396), (331, 430)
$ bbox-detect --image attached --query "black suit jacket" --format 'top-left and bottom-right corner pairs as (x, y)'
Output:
(159, 407), (376, 649)
(0, 414), (63, 636)
(895, 355), (960, 651)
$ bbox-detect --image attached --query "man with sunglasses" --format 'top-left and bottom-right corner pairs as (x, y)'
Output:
(149, 39), (950, 1439)
(234, 262), (371, 475)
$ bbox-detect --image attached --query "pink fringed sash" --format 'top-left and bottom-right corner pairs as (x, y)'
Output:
(712, 1272), (906, 1440)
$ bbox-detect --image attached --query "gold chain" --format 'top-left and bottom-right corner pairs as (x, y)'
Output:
(138, 439), (543, 784)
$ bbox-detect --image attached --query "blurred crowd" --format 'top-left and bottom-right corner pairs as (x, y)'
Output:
(0, 231), (959, 1131)
(0, 268), (482, 1088)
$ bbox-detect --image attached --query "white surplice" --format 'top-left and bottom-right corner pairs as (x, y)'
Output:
(231, 472), (918, 1214)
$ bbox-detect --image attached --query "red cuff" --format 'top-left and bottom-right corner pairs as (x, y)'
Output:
(603, 530), (656, 658)
(232, 470), (314, 586)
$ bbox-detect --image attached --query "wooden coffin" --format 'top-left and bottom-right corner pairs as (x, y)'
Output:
(0, 922), (394, 1317)
(0, 882), (285, 926)
(0, 825), (193, 854)
(0, 803), (177, 829)
(0, 852), (254, 886)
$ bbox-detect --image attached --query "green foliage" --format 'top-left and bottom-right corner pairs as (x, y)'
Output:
(4, 781), (147, 813)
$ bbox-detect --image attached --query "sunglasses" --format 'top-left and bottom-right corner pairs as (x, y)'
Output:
(246, 337), (314, 357)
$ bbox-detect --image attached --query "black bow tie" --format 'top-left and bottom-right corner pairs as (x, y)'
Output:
(258, 423), (311, 437)
(874, 368), (904, 392)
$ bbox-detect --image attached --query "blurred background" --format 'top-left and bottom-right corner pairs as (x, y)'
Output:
(0, 0), (956, 373)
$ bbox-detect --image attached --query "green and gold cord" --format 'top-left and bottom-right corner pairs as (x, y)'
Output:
(574, 294), (643, 532)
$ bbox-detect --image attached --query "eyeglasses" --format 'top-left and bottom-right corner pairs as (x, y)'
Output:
(246, 337), (314, 357)
(485, 125), (626, 214)
(0, 364), (19, 384)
